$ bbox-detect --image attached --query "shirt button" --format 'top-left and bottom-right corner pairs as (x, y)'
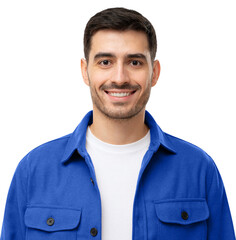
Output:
(47, 217), (55, 226)
(90, 178), (95, 185)
(90, 228), (98, 237)
(181, 211), (189, 220)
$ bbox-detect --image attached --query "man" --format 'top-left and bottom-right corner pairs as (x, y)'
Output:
(1, 7), (235, 240)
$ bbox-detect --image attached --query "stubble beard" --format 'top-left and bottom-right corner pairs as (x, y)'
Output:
(88, 76), (152, 120)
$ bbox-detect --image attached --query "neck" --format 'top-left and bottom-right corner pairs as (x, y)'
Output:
(89, 108), (149, 145)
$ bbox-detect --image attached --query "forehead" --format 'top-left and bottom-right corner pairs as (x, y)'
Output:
(89, 30), (150, 58)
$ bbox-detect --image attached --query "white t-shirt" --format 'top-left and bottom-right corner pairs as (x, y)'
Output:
(86, 127), (150, 240)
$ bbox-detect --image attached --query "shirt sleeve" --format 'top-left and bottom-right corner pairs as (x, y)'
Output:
(206, 158), (235, 239)
(1, 156), (28, 240)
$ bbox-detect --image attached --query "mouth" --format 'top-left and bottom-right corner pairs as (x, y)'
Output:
(105, 90), (136, 98)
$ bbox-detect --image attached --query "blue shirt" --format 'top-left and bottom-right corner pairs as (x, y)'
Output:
(1, 111), (235, 240)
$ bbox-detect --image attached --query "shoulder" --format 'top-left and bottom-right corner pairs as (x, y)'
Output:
(162, 133), (220, 187)
(164, 132), (215, 168)
(19, 134), (72, 170)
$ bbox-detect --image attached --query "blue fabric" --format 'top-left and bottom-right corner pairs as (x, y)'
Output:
(1, 111), (235, 239)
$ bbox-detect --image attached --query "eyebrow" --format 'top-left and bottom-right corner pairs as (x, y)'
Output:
(126, 53), (147, 60)
(94, 52), (115, 60)
(93, 52), (147, 61)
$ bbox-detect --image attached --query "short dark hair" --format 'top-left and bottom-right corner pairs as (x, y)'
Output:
(83, 7), (157, 62)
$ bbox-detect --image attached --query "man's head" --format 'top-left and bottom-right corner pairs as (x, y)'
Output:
(81, 8), (160, 120)
(83, 7), (157, 62)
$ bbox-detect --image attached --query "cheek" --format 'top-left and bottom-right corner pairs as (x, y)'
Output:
(132, 71), (151, 89)
(89, 70), (112, 86)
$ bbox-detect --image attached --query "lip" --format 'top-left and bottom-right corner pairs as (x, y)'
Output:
(104, 89), (137, 101)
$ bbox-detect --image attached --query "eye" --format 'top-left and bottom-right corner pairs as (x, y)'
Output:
(130, 60), (142, 66)
(99, 60), (111, 66)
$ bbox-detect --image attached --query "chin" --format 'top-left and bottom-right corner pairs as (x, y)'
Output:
(98, 106), (145, 120)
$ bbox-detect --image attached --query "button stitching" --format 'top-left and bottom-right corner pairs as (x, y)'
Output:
(90, 227), (98, 237)
(181, 211), (189, 220)
(47, 217), (55, 226)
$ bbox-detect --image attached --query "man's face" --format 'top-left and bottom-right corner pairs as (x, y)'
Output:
(81, 30), (160, 120)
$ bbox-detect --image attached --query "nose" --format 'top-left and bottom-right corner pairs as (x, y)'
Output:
(111, 62), (130, 85)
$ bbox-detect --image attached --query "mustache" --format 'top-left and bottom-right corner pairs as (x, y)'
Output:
(100, 83), (141, 91)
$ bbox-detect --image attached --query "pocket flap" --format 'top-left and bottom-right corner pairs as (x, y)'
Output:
(25, 206), (81, 232)
(155, 199), (209, 225)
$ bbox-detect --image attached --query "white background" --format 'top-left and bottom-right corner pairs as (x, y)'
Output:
(0, 0), (235, 230)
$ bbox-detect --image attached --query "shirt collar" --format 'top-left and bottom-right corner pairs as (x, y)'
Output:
(61, 110), (176, 164)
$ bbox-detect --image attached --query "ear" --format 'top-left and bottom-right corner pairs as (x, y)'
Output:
(151, 60), (161, 87)
(81, 58), (89, 86)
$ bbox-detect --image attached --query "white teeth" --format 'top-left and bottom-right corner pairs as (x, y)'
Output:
(108, 92), (131, 97)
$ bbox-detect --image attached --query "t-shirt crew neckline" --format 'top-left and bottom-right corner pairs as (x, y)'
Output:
(86, 127), (150, 154)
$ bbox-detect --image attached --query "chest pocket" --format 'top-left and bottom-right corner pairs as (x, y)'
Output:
(154, 199), (209, 240)
(24, 206), (81, 240)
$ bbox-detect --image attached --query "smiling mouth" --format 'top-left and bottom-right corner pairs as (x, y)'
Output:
(105, 91), (136, 97)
